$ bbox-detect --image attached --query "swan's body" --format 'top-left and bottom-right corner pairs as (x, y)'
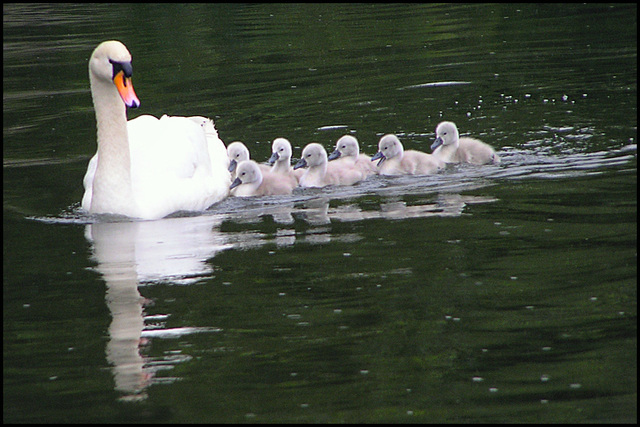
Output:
(431, 121), (500, 165)
(294, 143), (365, 188)
(268, 137), (304, 185)
(227, 141), (270, 179)
(372, 134), (444, 176)
(81, 40), (230, 220)
(328, 135), (378, 176)
(230, 160), (296, 197)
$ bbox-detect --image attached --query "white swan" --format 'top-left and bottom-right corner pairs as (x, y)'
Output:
(294, 143), (365, 188)
(372, 134), (444, 175)
(431, 121), (500, 165)
(328, 135), (378, 176)
(81, 40), (230, 220)
(227, 141), (270, 179)
(230, 160), (297, 197)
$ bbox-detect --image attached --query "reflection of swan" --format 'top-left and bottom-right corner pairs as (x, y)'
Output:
(87, 215), (231, 284)
(86, 215), (231, 400)
(431, 121), (500, 165)
(81, 41), (230, 220)
(372, 134), (444, 175)
(90, 221), (148, 400)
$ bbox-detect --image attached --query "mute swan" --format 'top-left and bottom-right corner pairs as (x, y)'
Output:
(230, 160), (296, 197)
(431, 121), (500, 165)
(268, 137), (303, 185)
(372, 134), (444, 175)
(294, 143), (365, 188)
(328, 135), (378, 176)
(81, 40), (230, 220)
(227, 141), (270, 178)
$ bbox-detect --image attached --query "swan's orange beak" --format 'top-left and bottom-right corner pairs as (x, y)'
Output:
(113, 70), (140, 108)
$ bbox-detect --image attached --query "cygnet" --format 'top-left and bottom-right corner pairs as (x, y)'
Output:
(431, 121), (500, 165)
(372, 134), (444, 175)
(227, 141), (270, 178)
(230, 160), (296, 197)
(328, 135), (378, 176)
(294, 143), (365, 187)
(267, 137), (303, 185)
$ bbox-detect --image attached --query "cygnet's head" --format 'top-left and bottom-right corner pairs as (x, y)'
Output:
(268, 137), (293, 164)
(431, 121), (459, 151)
(294, 143), (328, 169)
(328, 135), (360, 161)
(227, 141), (251, 173)
(372, 134), (404, 166)
(230, 160), (263, 190)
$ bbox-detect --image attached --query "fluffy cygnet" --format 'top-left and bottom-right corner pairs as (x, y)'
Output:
(227, 141), (270, 178)
(230, 160), (296, 197)
(372, 134), (444, 175)
(431, 121), (500, 165)
(267, 137), (303, 185)
(294, 143), (365, 188)
(328, 135), (378, 176)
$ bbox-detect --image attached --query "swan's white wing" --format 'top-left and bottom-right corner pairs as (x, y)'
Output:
(83, 114), (230, 219)
(81, 153), (98, 210)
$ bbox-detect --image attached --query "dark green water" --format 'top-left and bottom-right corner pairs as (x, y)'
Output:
(3, 3), (636, 423)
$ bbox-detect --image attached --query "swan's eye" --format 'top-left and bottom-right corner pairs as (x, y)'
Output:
(109, 59), (133, 80)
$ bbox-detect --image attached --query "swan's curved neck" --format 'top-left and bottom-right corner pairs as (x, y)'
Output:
(89, 73), (137, 216)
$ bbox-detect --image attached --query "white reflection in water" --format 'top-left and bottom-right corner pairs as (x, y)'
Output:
(79, 142), (635, 400)
(87, 216), (236, 400)
(84, 187), (498, 399)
